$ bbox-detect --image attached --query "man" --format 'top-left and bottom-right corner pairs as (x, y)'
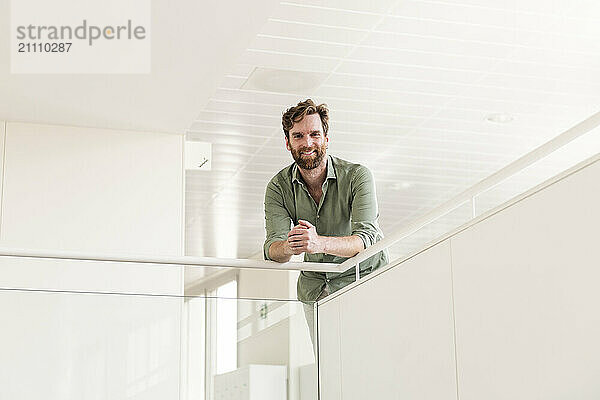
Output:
(263, 99), (388, 345)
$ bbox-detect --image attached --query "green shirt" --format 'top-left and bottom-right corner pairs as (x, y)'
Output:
(263, 155), (389, 302)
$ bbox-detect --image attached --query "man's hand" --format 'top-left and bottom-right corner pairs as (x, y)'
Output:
(287, 220), (324, 255)
(269, 219), (364, 261)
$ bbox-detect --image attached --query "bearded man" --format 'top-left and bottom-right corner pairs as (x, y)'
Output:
(263, 99), (388, 345)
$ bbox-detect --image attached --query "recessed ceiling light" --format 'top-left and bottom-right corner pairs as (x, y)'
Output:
(242, 67), (327, 94)
(485, 112), (514, 124)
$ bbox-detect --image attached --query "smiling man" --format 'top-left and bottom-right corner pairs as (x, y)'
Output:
(263, 99), (388, 344)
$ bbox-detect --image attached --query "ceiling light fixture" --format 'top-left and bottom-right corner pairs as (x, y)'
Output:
(242, 67), (327, 94)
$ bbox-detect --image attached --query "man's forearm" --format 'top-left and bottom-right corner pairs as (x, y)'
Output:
(320, 235), (364, 258)
(268, 240), (293, 263)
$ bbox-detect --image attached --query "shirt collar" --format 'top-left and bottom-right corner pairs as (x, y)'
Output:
(292, 155), (337, 184)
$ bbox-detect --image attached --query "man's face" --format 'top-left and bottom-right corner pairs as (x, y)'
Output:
(286, 113), (328, 170)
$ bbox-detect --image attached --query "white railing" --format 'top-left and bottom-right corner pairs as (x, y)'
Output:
(0, 247), (340, 272)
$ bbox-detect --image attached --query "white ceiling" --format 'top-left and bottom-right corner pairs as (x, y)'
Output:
(0, 0), (280, 132)
(185, 0), (600, 262)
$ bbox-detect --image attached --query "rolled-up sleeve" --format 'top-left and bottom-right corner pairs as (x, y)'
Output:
(350, 165), (382, 249)
(263, 179), (292, 260)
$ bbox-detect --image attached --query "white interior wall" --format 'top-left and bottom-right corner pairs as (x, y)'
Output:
(451, 157), (600, 399)
(319, 241), (457, 400)
(319, 156), (600, 399)
(0, 122), (183, 256)
(0, 121), (185, 400)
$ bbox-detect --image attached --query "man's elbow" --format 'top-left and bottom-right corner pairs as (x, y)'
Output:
(352, 231), (374, 249)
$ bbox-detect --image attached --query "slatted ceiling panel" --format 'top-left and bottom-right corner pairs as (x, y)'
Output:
(249, 36), (354, 58)
(317, 87), (452, 109)
(511, 47), (600, 69)
(376, 16), (512, 43)
(295, 0), (396, 13)
(351, 156), (506, 174)
(188, 121), (276, 137)
(196, 111), (280, 127)
(269, 4), (382, 29)
(328, 110), (423, 126)
(186, 132), (270, 147)
(373, 166), (494, 184)
(205, 100), (284, 116)
(239, 50), (339, 73)
(325, 74), (471, 96)
(405, 131), (542, 149)
(479, 73), (600, 95)
(324, 99), (437, 117)
(188, 217), (265, 230)
(377, 173), (474, 186)
(415, 120), (554, 139)
(210, 147), (265, 161)
(428, 109), (574, 127)
(336, 61), (487, 84)
(260, 20), (367, 44)
(188, 173), (273, 186)
(393, 1), (518, 24)
(457, 85), (600, 109)
(215, 189), (269, 199)
(186, 169), (237, 180)
(352, 47), (502, 72)
(213, 87), (301, 105)
(373, 164), (494, 181)
(499, 60), (599, 83)
(433, 96), (564, 117)
(362, 31), (515, 58)
(376, 145), (517, 163)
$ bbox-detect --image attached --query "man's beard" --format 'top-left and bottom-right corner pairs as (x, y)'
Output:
(291, 142), (327, 170)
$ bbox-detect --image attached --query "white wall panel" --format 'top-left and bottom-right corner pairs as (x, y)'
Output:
(318, 300), (342, 400)
(0, 289), (182, 400)
(0, 122), (183, 256)
(451, 158), (600, 400)
(319, 240), (457, 400)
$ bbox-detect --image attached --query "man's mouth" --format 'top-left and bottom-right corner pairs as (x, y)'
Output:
(301, 150), (315, 156)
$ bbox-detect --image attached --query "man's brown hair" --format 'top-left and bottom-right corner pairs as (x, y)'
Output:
(282, 99), (329, 140)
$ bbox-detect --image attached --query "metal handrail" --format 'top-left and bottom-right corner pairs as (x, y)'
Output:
(0, 247), (340, 272)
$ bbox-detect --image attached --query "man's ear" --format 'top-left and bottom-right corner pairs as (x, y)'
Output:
(285, 136), (291, 151)
(325, 134), (329, 148)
